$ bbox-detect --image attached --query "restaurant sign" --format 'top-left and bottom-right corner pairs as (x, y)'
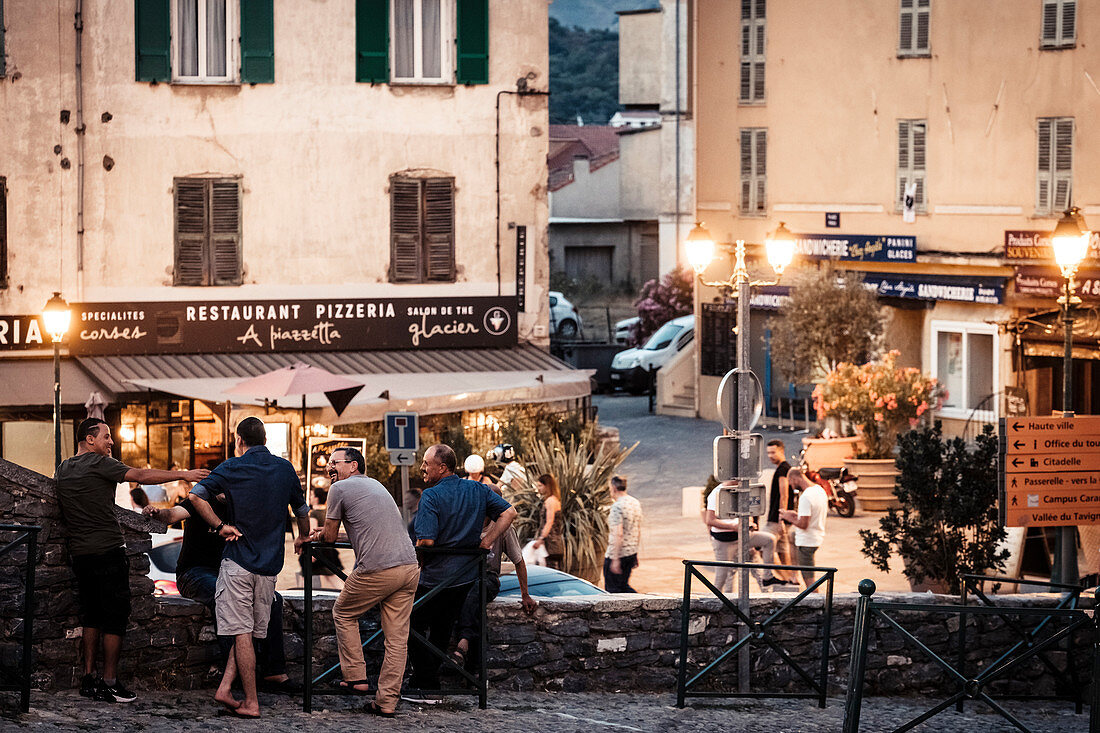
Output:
(0, 315), (50, 351)
(793, 233), (916, 263)
(1014, 266), (1100, 301)
(60, 296), (518, 355)
(865, 273), (1004, 304)
(1005, 230), (1100, 261)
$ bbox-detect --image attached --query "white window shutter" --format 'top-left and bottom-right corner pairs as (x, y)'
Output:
(1036, 118), (1053, 213)
(1054, 118), (1073, 211)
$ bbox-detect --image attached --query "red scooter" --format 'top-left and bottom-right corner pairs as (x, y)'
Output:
(798, 448), (858, 517)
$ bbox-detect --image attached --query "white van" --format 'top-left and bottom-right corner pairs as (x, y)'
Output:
(609, 314), (694, 393)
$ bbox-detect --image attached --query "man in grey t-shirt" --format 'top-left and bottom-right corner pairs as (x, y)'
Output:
(310, 447), (419, 717)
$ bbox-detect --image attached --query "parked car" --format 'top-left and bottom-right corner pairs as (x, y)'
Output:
(549, 291), (583, 338)
(147, 529), (184, 596)
(613, 316), (639, 345)
(498, 565), (608, 598)
(609, 314), (695, 393)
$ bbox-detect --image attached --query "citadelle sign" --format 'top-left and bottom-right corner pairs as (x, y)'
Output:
(68, 297), (518, 355)
(793, 234), (916, 263)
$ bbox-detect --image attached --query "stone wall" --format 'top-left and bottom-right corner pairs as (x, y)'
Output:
(1, 457), (1094, 701)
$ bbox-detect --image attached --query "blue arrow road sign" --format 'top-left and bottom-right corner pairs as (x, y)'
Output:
(385, 412), (419, 452)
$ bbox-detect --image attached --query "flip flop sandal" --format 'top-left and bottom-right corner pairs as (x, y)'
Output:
(366, 701), (396, 718)
(449, 648), (466, 668)
(335, 679), (371, 694)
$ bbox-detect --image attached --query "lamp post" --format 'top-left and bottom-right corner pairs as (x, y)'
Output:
(41, 292), (73, 468)
(686, 220), (797, 692)
(1049, 206), (1090, 585)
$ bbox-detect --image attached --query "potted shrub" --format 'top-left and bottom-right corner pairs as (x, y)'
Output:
(811, 350), (941, 510)
(859, 422), (1008, 593)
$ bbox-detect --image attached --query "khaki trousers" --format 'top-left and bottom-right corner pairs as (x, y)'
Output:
(332, 563), (420, 712)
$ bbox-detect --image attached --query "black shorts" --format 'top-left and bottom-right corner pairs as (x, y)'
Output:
(71, 547), (131, 636)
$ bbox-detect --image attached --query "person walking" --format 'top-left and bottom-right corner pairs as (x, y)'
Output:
(55, 417), (209, 703)
(762, 439), (795, 581)
(188, 417), (310, 718)
(531, 473), (564, 570)
(603, 475), (642, 593)
(407, 444), (517, 704)
(780, 468), (828, 589)
(704, 481), (789, 592)
(309, 447), (419, 718)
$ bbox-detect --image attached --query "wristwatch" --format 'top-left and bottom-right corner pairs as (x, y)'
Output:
(214, 522), (225, 534)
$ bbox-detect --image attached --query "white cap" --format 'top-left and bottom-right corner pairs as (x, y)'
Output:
(464, 454), (485, 474)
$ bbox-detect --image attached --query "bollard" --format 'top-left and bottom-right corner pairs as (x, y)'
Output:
(842, 579), (876, 733)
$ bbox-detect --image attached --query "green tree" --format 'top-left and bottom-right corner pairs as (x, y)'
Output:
(768, 265), (885, 385)
(549, 18), (620, 124)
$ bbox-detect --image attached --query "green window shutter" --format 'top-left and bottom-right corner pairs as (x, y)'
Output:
(356, 0), (388, 83)
(240, 0), (275, 83)
(135, 0), (170, 82)
(456, 0), (489, 85)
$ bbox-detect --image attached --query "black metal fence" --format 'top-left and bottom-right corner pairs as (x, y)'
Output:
(301, 542), (488, 712)
(843, 579), (1099, 733)
(676, 559), (837, 708)
(0, 524), (40, 713)
(960, 573), (1086, 714)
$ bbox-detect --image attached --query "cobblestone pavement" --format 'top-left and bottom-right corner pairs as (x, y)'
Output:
(3, 690), (1086, 732)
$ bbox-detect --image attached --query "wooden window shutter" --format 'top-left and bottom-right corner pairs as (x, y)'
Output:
(1036, 118), (1053, 213)
(174, 179), (208, 286)
(0, 177), (7, 287)
(911, 121), (926, 207)
(1053, 118), (1073, 211)
(210, 180), (242, 285)
(456, 0), (489, 85)
(135, 0), (171, 82)
(1041, 0), (1059, 44)
(423, 178), (456, 281)
(739, 129), (753, 212)
(899, 0), (914, 52)
(356, 0), (389, 83)
(0, 0), (6, 78)
(1061, 0), (1076, 44)
(754, 129), (767, 214)
(240, 0), (275, 84)
(740, 0), (765, 102)
(915, 0), (930, 52)
(390, 177), (422, 282)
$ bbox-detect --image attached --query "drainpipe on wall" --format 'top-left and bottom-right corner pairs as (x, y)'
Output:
(74, 0), (86, 299)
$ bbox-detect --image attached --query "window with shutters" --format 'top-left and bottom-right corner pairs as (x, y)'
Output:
(1036, 117), (1073, 215)
(896, 119), (927, 213)
(389, 175), (456, 283)
(898, 0), (930, 57)
(739, 129), (767, 215)
(1040, 0), (1076, 49)
(173, 178), (242, 286)
(171, 0), (238, 82)
(739, 0), (765, 103)
(391, 0), (454, 83)
(0, 177), (7, 288)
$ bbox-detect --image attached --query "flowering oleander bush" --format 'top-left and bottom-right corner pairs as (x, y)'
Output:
(632, 267), (694, 347)
(812, 350), (942, 459)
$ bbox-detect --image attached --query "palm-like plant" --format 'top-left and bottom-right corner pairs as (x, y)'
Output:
(505, 427), (636, 583)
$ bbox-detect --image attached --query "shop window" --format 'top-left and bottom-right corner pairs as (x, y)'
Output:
(739, 0), (765, 103)
(173, 177), (242, 286)
(356, 0), (488, 85)
(898, 0), (930, 56)
(896, 119), (927, 213)
(135, 0), (274, 83)
(389, 175), (455, 283)
(1036, 117), (1073, 215)
(1040, 0), (1076, 49)
(740, 128), (766, 216)
(932, 321), (997, 418)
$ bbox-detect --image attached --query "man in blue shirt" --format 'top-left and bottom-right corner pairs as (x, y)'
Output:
(405, 444), (516, 703)
(189, 417), (310, 718)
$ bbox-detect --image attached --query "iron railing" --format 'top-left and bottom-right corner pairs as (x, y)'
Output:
(676, 560), (837, 708)
(301, 542), (488, 712)
(0, 524), (40, 713)
(959, 573), (1086, 714)
(843, 579), (1098, 733)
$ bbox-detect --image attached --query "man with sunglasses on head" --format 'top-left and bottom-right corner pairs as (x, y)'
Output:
(309, 447), (419, 717)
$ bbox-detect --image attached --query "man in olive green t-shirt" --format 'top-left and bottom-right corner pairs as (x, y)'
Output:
(55, 418), (207, 704)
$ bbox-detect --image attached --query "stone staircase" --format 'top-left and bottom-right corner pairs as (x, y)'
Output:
(656, 341), (697, 418)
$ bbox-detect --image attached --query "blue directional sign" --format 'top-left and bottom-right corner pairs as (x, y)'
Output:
(385, 412), (419, 452)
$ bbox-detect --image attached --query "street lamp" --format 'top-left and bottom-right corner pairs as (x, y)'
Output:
(686, 220), (799, 691)
(1050, 206), (1090, 585)
(41, 292), (72, 468)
